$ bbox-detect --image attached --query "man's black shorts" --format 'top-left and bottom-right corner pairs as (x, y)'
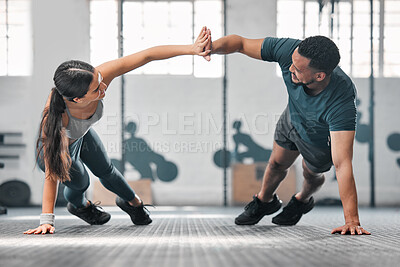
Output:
(274, 106), (333, 173)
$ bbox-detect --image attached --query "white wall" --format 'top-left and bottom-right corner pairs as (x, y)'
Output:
(0, 0), (399, 206)
(0, 77), (31, 200)
(0, 0), (91, 205)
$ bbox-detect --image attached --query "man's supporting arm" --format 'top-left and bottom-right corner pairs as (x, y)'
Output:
(330, 130), (370, 235)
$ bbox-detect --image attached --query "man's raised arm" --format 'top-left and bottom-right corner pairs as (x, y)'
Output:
(211, 35), (264, 60)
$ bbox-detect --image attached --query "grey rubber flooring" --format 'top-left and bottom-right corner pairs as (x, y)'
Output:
(0, 206), (399, 267)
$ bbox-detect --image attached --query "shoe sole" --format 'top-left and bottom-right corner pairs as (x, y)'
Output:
(271, 216), (301, 226)
(271, 204), (314, 226)
(91, 215), (111, 225)
(67, 204), (111, 225)
(116, 198), (152, 225)
(235, 201), (282, 225)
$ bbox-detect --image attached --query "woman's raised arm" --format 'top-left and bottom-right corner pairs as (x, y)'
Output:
(97, 27), (211, 85)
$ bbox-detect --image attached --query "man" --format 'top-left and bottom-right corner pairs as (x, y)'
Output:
(206, 34), (370, 235)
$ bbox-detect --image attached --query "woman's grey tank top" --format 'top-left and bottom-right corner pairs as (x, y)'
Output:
(64, 100), (104, 140)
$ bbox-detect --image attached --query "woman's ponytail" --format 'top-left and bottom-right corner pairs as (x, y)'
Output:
(36, 88), (71, 182)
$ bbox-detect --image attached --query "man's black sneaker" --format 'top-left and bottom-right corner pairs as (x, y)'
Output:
(272, 195), (314, 226)
(67, 201), (111, 225)
(116, 196), (152, 225)
(235, 194), (282, 225)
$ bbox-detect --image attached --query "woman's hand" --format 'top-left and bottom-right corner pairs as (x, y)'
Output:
(192, 26), (212, 58)
(24, 224), (55, 235)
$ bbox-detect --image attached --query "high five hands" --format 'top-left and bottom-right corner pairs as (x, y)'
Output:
(192, 26), (212, 61)
(203, 27), (212, 61)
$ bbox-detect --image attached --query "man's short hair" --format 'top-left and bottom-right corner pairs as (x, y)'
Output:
(298, 36), (340, 75)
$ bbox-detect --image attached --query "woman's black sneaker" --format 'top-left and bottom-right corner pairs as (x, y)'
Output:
(272, 195), (314, 226)
(67, 201), (111, 225)
(116, 196), (152, 225)
(235, 194), (282, 225)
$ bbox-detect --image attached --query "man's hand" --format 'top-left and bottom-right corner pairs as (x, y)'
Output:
(192, 26), (211, 57)
(24, 224), (55, 235)
(331, 223), (371, 235)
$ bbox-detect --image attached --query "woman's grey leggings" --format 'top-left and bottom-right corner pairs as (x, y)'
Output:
(38, 128), (135, 208)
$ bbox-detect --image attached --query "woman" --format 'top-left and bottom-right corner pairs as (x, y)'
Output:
(24, 27), (211, 235)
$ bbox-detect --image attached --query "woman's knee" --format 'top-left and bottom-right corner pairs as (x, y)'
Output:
(64, 171), (90, 192)
(64, 180), (90, 192)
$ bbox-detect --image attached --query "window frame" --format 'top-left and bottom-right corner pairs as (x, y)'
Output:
(89, 0), (224, 78)
(277, 0), (398, 78)
(0, 0), (32, 77)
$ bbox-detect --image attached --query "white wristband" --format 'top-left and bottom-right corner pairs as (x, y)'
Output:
(40, 213), (55, 226)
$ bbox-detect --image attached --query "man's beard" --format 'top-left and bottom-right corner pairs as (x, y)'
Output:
(291, 72), (315, 86)
(292, 79), (315, 87)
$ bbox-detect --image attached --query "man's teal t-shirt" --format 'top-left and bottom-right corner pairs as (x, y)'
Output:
(261, 37), (357, 148)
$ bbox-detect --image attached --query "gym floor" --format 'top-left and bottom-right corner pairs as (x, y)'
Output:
(1, 206), (399, 267)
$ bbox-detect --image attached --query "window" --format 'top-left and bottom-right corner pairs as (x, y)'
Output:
(90, 0), (223, 78)
(277, 0), (399, 78)
(384, 0), (400, 76)
(0, 0), (32, 76)
(89, 0), (118, 69)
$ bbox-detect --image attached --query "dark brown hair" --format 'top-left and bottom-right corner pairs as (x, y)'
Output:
(36, 60), (94, 182)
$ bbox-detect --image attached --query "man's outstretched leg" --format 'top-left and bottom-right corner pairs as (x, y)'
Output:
(272, 159), (325, 225)
(235, 141), (299, 225)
